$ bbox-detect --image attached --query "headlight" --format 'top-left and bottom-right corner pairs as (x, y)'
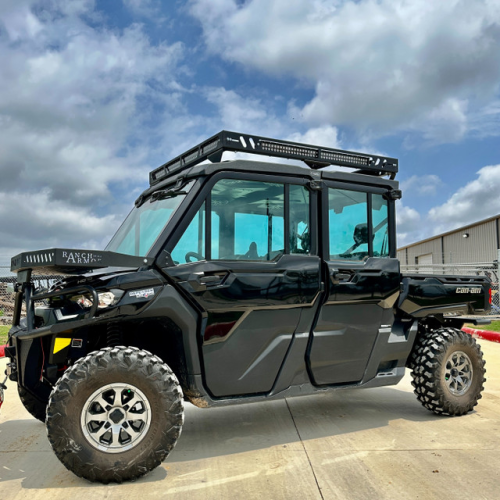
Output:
(98, 289), (124, 309)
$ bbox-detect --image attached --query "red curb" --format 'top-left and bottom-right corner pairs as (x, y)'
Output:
(462, 327), (500, 344)
(0, 344), (5, 358)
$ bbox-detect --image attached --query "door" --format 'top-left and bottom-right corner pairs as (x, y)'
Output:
(307, 184), (400, 385)
(165, 176), (321, 397)
(417, 253), (433, 274)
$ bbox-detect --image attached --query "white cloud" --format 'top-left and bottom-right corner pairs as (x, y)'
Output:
(190, 0), (500, 143)
(123, 0), (166, 22)
(404, 99), (469, 146)
(469, 100), (500, 139)
(396, 202), (423, 247)
(0, 1), (184, 263)
(287, 126), (340, 149)
(0, 189), (120, 264)
(428, 164), (500, 234)
(401, 175), (442, 196)
(0, 0), (44, 41)
(203, 87), (287, 136)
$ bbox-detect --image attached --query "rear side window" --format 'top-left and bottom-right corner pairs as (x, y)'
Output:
(328, 188), (390, 261)
(329, 189), (368, 261)
(372, 194), (389, 257)
(290, 184), (310, 254)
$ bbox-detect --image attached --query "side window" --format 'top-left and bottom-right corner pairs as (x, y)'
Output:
(290, 184), (310, 254)
(171, 202), (205, 264)
(211, 179), (284, 261)
(372, 194), (389, 257)
(211, 211), (220, 259)
(329, 188), (368, 260)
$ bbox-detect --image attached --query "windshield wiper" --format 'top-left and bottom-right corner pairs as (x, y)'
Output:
(135, 180), (189, 207)
(151, 189), (188, 201)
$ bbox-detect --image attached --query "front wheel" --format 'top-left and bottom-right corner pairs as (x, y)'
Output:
(46, 346), (184, 483)
(411, 327), (486, 416)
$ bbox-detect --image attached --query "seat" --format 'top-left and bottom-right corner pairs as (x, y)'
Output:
(243, 242), (259, 260)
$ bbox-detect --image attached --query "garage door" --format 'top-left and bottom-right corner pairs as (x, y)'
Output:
(417, 253), (433, 273)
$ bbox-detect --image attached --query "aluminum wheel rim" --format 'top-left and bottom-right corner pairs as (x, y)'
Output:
(444, 350), (473, 396)
(80, 383), (151, 454)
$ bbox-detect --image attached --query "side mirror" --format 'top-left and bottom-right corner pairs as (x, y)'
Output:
(353, 223), (369, 246)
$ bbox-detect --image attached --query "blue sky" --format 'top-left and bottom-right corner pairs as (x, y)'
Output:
(0, 0), (499, 265)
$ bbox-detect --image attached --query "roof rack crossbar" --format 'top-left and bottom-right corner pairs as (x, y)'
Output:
(149, 130), (398, 186)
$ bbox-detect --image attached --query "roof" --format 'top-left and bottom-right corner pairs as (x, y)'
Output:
(137, 158), (400, 205)
(149, 130), (399, 186)
(398, 213), (500, 251)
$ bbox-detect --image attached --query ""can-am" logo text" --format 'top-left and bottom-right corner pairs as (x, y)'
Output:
(455, 287), (481, 294)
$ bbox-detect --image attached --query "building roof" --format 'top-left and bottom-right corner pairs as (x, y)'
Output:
(398, 213), (500, 251)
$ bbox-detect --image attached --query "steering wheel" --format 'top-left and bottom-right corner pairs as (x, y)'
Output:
(185, 251), (204, 263)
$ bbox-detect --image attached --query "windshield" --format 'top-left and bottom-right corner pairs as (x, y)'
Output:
(106, 181), (194, 257)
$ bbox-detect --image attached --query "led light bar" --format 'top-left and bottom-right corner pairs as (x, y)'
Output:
(149, 131), (398, 185)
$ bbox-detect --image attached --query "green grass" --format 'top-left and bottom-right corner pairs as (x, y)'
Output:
(0, 325), (9, 345)
(465, 320), (500, 332)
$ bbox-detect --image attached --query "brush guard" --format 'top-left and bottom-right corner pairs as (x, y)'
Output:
(12, 269), (99, 331)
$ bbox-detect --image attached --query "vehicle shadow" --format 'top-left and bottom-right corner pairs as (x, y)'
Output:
(172, 385), (444, 462)
(0, 385), (449, 489)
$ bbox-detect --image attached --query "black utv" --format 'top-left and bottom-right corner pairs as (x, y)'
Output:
(3, 131), (490, 483)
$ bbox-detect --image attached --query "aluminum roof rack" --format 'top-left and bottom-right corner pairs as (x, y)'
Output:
(149, 130), (398, 186)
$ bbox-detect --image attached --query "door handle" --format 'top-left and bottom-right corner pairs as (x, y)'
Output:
(188, 272), (226, 291)
(335, 273), (351, 281)
(330, 270), (351, 284)
(199, 275), (223, 285)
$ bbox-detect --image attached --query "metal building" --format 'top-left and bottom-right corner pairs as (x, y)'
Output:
(397, 214), (500, 267)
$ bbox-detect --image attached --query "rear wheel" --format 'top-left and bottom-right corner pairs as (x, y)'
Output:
(411, 327), (486, 415)
(18, 385), (47, 423)
(46, 346), (184, 483)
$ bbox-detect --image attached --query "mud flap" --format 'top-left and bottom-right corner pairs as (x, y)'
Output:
(0, 376), (6, 412)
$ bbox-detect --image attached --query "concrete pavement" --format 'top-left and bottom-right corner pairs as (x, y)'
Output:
(1, 340), (499, 499)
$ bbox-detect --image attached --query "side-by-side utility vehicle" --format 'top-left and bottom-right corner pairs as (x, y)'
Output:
(3, 131), (491, 483)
